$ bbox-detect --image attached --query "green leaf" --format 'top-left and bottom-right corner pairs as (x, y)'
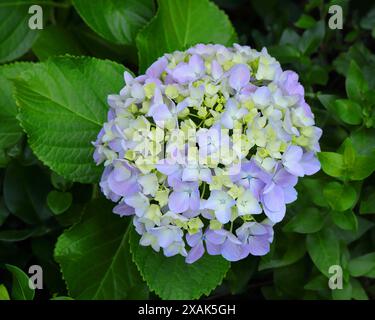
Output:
(0, 284), (10, 300)
(360, 7), (375, 31)
(226, 257), (258, 295)
(334, 99), (363, 125)
(323, 182), (357, 212)
(332, 281), (352, 300)
(54, 199), (148, 300)
(129, 227), (230, 300)
(259, 233), (306, 270)
(298, 21), (325, 55)
(0, 63), (33, 167)
(47, 191), (73, 215)
(32, 25), (85, 61)
(283, 207), (325, 234)
(15, 56), (126, 183)
(3, 163), (52, 224)
(72, 0), (155, 45)
(274, 260), (307, 298)
(346, 60), (368, 102)
(294, 14), (317, 29)
(348, 253), (375, 277)
(334, 217), (374, 244)
(306, 228), (341, 277)
(5, 264), (34, 300)
(268, 44), (300, 64)
(136, 0), (237, 72)
(330, 210), (358, 231)
(0, 228), (41, 242)
(0, 0), (45, 63)
(318, 152), (345, 178)
(300, 178), (329, 208)
(304, 274), (327, 291)
(351, 278), (368, 300)
(360, 188), (375, 214)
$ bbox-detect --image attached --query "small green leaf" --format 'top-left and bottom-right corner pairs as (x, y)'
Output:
(351, 279), (368, 300)
(360, 188), (375, 214)
(323, 182), (357, 212)
(72, 0), (155, 45)
(306, 228), (341, 277)
(330, 210), (358, 231)
(0, 284), (10, 300)
(283, 207), (325, 234)
(346, 60), (368, 102)
(318, 152), (345, 178)
(47, 191), (73, 215)
(5, 264), (35, 300)
(300, 178), (329, 208)
(348, 253), (375, 277)
(334, 99), (363, 125)
(259, 234), (306, 270)
(136, 0), (237, 72)
(304, 274), (327, 291)
(294, 14), (317, 29)
(129, 227), (230, 300)
(334, 217), (374, 244)
(299, 21), (325, 55)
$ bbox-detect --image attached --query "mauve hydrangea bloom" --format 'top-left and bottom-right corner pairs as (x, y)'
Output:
(93, 44), (322, 263)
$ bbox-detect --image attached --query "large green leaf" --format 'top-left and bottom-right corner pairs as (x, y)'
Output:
(0, 0), (44, 63)
(72, 0), (155, 45)
(54, 199), (148, 300)
(0, 63), (32, 167)
(306, 228), (341, 277)
(136, 0), (237, 72)
(5, 264), (35, 300)
(129, 228), (230, 300)
(15, 56), (125, 183)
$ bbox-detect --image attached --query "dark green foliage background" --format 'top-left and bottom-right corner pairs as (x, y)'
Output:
(0, 0), (374, 300)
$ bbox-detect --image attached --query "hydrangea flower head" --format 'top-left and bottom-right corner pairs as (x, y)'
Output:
(94, 44), (322, 263)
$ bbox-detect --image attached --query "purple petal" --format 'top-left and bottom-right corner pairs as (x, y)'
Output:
(146, 57), (168, 79)
(247, 236), (270, 256)
(113, 203), (135, 217)
(221, 239), (248, 261)
(229, 64), (250, 91)
(189, 189), (201, 211)
(169, 191), (190, 213)
(186, 231), (202, 247)
(186, 242), (205, 264)
(263, 184), (285, 212)
(205, 229), (227, 245)
(301, 152), (321, 175)
(206, 241), (222, 255)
